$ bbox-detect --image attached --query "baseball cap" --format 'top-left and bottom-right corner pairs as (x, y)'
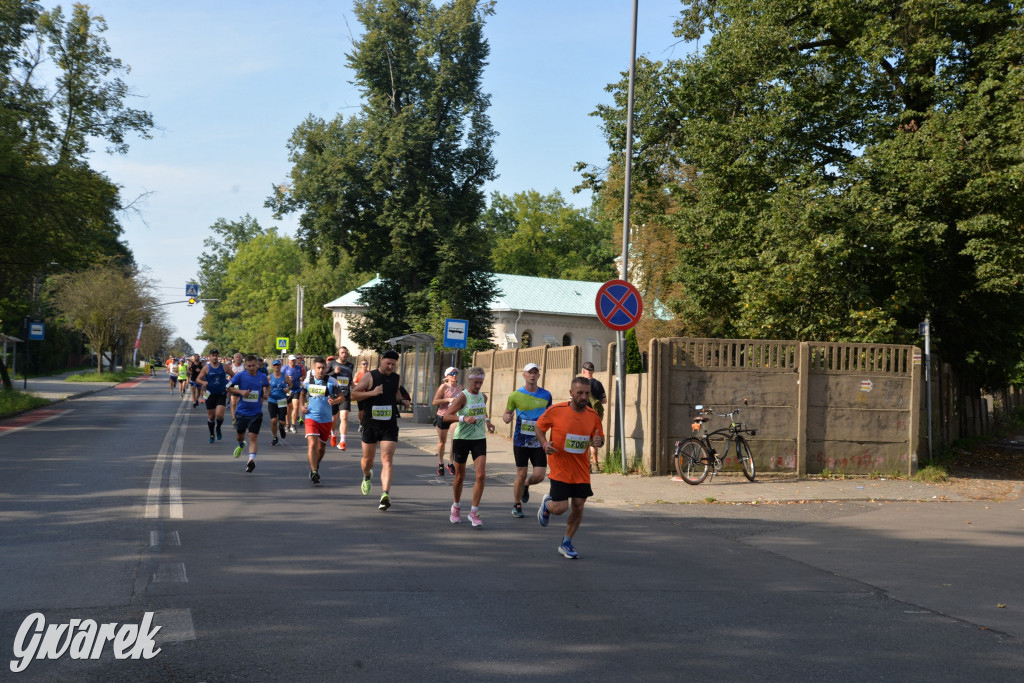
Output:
(288, 354), (296, 360)
(209, 349), (219, 354)
(523, 362), (540, 372)
(582, 361), (595, 370)
(444, 366), (458, 376)
(272, 359), (282, 366)
(327, 355), (336, 361)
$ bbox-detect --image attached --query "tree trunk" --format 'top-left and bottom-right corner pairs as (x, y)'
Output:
(0, 356), (12, 391)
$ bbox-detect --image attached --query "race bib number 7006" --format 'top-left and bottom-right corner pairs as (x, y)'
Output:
(563, 433), (591, 454)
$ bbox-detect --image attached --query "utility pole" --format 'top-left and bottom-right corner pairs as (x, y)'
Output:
(296, 285), (305, 336)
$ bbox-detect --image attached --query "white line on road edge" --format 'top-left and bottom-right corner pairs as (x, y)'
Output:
(169, 406), (190, 519)
(145, 399), (189, 518)
(152, 563), (188, 583)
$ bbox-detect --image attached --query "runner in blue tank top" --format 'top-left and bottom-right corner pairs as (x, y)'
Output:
(197, 349), (230, 444)
(301, 357), (341, 484)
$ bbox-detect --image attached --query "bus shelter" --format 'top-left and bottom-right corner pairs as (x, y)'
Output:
(386, 333), (436, 423)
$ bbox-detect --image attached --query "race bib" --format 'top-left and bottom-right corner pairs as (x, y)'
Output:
(468, 406), (486, 417)
(520, 419), (537, 435)
(307, 384), (326, 397)
(338, 377), (349, 387)
(372, 405), (393, 420)
(203, 390), (210, 400)
(242, 390), (260, 402)
(277, 398), (288, 408)
(563, 432), (591, 454)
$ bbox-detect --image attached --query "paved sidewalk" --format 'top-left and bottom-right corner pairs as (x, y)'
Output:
(395, 414), (1024, 506)
(17, 370), (120, 402)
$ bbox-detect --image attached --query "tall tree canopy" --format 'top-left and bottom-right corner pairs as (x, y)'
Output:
(481, 190), (617, 282)
(590, 0), (1024, 387)
(270, 0), (499, 351)
(1, 1), (151, 353)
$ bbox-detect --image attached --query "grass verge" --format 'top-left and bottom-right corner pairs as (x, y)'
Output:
(64, 368), (146, 383)
(0, 389), (50, 418)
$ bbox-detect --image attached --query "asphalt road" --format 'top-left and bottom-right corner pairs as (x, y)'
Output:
(1, 377), (1023, 681)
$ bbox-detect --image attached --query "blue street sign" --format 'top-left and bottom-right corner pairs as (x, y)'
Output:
(28, 322), (44, 340)
(185, 283), (199, 297)
(444, 318), (468, 349)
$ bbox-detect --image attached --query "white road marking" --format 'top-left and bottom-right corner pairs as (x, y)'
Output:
(169, 408), (189, 519)
(152, 562), (188, 583)
(145, 399), (189, 519)
(152, 608), (196, 643)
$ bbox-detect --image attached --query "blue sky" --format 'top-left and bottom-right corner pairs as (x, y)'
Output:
(83, 0), (690, 352)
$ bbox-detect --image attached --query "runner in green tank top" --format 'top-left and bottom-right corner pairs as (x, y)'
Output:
(444, 366), (495, 527)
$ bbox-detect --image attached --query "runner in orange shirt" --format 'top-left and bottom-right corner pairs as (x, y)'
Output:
(534, 376), (605, 559)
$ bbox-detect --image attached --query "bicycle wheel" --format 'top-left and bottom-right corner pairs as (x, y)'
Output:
(675, 437), (710, 485)
(737, 436), (756, 481)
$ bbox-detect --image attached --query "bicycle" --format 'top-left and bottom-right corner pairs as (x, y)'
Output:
(673, 402), (757, 485)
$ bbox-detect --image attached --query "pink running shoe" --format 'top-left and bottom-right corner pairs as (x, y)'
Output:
(449, 503), (461, 524)
(468, 510), (483, 528)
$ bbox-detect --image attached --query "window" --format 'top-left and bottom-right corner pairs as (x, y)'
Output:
(521, 330), (533, 348)
(562, 333), (572, 348)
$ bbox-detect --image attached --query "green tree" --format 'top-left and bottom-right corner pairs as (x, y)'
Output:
(591, 0), (1024, 387)
(1, 1), (151, 377)
(195, 215), (267, 351)
(271, 0), (499, 351)
(49, 261), (157, 373)
(625, 327), (643, 374)
(215, 231), (303, 354)
(481, 190), (616, 281)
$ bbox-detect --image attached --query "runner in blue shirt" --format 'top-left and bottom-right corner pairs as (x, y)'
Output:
(301, 357), (341, 484)
(267, 359), (290, 446)
(502, 362), (553, 518)
(226, 355), (270, 472)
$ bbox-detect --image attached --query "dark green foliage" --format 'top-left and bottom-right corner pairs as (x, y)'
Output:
(625, 327), (643, 374)
(590, 0), (1024, 388)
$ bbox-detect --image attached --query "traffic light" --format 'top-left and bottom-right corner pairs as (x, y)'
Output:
(188, 297), (197, 306)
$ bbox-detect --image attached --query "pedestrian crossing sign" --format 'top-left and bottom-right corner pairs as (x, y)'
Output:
(185, 283), (199, 297)
(276, 337), (289, 350)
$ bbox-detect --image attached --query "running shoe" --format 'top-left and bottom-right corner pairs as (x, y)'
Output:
(216, 429), (222, 440)
(378, 493), (390, 511)
(511, 503), (525, 518)
(192, 401), (198, 408)
(469, 510), (483, 527)
(279, 424), (286, 439)
(310, 470), (320, 484)
(446, 462), (455, 476)
(538, 494), (551, 527)
(330, 434), (337, 447)
(558, 539), (579, 559)
(245, 459), (256, 473)
(339, 441), (346, 451)
(208, 435), (215, 444)
(233, 445), (243, 458)
(449, 503), (461, 524)
(289, 424), (295, 434)
(361, 476), (371, 495)
(522, 485), (530, 504)
(437, 463), (444, 477)
(271, 437), (279, 446)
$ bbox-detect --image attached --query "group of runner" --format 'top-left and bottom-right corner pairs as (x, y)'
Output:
(430, 361), (604, 559)
(170, 348), (603, 560)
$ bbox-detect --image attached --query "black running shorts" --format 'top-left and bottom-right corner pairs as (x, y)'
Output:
(548, 478), (593, 502)
(452, 438), (487, 464)
(206, 392), (227, 410)
(361, 419), (398, 444)
(234, 413), (263, 435)
(513, 446), (547, 469)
